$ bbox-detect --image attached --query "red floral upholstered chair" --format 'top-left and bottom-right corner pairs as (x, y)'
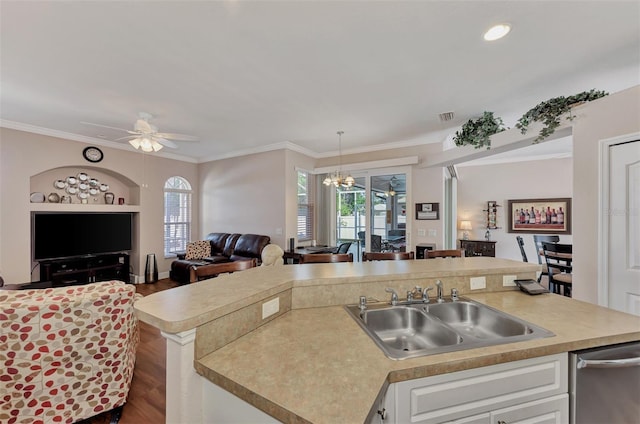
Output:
(0, 281), (141, 423)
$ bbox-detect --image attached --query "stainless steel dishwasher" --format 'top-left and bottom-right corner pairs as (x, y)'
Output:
(570, 341), (640, 424)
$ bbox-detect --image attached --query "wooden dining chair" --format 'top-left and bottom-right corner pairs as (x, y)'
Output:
(541, 241), (572, 297)
(533, 234), (560, 282)
(189, 258), (257, 283)
(299, 253), (353, 263)
(362, 251), (414, 261)
(516, 236), (528, 262)
(426, 249), (465, 258)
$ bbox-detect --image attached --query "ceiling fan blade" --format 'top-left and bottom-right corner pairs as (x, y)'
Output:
(114, 135), (139, 141)
(155, 132), (199, 141)
(81, 121), (130, 132)
(154, 137), (178, 149)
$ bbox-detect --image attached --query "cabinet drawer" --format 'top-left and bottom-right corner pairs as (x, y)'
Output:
(491, 393), (568, 424)
(395, 354), (567, 424)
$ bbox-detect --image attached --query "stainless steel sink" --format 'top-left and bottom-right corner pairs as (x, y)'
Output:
(345, 298), (554, 360)
(426, 301), (533, 339)
(362, 306), (462, 353)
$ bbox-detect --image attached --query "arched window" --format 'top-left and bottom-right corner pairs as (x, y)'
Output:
(164, 176), (192, 257)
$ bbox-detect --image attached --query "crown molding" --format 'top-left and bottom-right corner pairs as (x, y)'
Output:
(197, 140), (318, 163)
(1, 119), (441, 163)
(1, 120), (198, 163)
(314, 156), (419, 174)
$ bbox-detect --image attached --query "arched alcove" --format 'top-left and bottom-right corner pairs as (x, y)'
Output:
(30, 166), (140, 206)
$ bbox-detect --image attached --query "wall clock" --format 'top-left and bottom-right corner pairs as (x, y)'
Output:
(83, 146), (104, 163)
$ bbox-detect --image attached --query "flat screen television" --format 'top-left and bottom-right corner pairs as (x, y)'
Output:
(32, 212), (133, 261)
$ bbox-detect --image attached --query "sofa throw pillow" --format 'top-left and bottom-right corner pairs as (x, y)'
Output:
(185, 240), (211, 260)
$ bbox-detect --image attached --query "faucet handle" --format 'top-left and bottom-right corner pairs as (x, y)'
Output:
(385, 287), (398, 306)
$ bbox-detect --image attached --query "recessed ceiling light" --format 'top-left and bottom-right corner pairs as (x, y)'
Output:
(484, 24), (511, 41)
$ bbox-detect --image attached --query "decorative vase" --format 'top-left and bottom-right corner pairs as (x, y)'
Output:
(145, 254), (158, 283)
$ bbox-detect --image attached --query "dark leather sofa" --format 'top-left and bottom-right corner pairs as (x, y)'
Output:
(169, 233), (270, 284)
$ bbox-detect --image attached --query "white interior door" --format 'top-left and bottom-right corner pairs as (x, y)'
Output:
(608, 139), (640, 315)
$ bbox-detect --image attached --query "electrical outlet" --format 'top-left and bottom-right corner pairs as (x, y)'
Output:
(275, 227), (283, 235)
(428, 229), (437, 237)
(262, 297), (280, 319)
(417, 229), (426, 237)
(503, 275), (517, 287)
(470, 276), (486, 290)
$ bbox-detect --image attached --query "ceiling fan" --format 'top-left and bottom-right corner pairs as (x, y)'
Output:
(82, 112), (198, 152)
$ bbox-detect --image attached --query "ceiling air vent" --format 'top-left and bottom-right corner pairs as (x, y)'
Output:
(439, 111), (455, 122)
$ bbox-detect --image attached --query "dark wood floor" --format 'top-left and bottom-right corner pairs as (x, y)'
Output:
(81, 278), (180, 424)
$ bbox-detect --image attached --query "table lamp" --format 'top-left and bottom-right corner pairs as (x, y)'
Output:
(460, 221), (472, 240)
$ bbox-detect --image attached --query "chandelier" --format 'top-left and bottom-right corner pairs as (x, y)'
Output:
(323, 131), (355, 188)
(129, 137), (164, 152)
(384, 176), (398, 196)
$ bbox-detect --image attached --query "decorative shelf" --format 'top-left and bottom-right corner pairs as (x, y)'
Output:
(484, 201), (501, 230)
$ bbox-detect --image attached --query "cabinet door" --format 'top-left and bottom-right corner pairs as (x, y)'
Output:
(491, 394), (568, 424)
(395, 354), (567, 423)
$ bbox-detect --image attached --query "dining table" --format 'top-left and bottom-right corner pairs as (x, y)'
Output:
(283, 246), (337, 264)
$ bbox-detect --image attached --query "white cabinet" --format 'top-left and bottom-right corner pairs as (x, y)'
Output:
(446, 394), (568, 424)
(389, 353), (568, 424)
(491, 394), (567, 424)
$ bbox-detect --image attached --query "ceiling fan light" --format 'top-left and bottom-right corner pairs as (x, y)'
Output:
(129, 138), (141, 149)
(140, 138), (154, 152)
(151, 140), (164, 152)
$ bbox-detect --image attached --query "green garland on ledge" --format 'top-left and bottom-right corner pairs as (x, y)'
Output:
(515, 89), (608, 143)
(453, 111), (506, 150)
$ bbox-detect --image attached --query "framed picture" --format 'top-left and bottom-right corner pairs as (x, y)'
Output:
(507, 198), (571, 234)
(416, 203), (439, 220)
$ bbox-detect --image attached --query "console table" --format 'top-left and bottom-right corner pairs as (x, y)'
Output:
(460, 240), (496, 257)
(39, 253), (130, 285)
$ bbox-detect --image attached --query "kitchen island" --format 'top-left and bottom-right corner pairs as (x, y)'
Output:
(133, 258), (640, 423)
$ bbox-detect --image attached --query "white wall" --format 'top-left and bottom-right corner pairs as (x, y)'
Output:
(199, 150), (288, 248)
(0, 128), (198, 283)
(457, 158), (573, 262)
(572, 85), (640, 304)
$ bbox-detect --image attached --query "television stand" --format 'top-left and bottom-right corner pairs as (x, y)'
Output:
(39, 253), (130, 285)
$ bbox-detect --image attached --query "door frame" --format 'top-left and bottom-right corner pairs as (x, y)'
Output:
(598, 132), (640, 307)
(344, 166), (412, 255)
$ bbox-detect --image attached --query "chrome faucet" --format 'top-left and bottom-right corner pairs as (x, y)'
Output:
(451, 288), (459, 302)
(435, 280), (445, 303)
(359, 295), (367, 311)
(385, 287), (398, 306)
(422, 286), (434, 303)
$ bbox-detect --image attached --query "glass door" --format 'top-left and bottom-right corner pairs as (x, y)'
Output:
(369, 174), (407, 254)
(334, 170), (409, 261)
(336, 177), (366, 260)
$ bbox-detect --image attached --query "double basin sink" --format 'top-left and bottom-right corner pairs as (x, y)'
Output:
(344, 298), (554, 360)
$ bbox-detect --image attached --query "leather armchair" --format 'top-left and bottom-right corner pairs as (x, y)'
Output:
(229, 234), (271, 262)
(170, 233), (271, 284)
